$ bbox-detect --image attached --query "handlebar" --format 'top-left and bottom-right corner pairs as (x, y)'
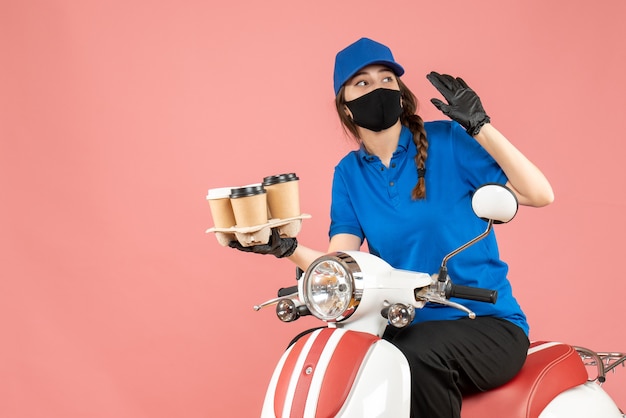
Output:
(277, 286), (298, 297)
(445, 283), (498, 304)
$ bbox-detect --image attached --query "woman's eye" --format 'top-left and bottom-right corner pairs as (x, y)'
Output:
(383, 76), (393, 83)
(355, 80), (367, 86)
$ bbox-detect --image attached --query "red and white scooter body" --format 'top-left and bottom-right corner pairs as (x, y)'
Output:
(463, 341), (623, 418)
(262, 252), (428, 418)
(541, 384), (622, 418)
(261, 328), (409, 418)
(262, 335), (624, 418)
(258, 185), (624, 417)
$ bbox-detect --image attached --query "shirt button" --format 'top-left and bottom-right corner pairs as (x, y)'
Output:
(389, 181), (395, 187)
(391, 163), (396, 168)
(380, 167), (385, 171)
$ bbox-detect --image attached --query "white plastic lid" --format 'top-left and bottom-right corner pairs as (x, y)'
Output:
(207, 187), (234, 200)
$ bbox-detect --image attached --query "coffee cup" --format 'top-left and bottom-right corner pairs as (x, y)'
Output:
(262, 173), (300, 219)
(207, 187), (237, 229)
(229, 184), (268, 227)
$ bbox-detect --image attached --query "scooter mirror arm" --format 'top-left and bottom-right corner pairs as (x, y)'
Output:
(437, 219), (495, 285)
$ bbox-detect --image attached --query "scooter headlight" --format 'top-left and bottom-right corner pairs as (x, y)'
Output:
(302, 253), (361, 322)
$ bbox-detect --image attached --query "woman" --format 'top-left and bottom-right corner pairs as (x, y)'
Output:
(230, 37), (554, 417)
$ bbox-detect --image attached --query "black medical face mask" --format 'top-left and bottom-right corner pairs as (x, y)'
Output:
(345, 88), (402, 132)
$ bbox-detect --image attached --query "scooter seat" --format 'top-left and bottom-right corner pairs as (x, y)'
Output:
(461, 341), (589, 418)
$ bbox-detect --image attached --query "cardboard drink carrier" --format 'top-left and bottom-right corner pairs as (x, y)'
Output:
(206, 173), (310, 247)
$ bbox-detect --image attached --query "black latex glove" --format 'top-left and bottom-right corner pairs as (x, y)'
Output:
(427, 71), (491, 136)
(228, 228), (298, 258)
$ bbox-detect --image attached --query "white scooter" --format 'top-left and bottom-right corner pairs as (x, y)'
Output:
(254, 184), (625, 418)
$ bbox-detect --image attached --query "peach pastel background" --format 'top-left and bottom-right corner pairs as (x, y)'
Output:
(1, 1), (625, 416)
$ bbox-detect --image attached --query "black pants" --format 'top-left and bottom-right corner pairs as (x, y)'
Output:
(383, 317), (529, 418)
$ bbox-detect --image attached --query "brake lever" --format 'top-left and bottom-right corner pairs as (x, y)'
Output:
(253, 292), (299, 311)
(415, 284), (476, 319)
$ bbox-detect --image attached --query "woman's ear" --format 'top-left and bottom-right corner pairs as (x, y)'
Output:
(343, 105), (352, 119)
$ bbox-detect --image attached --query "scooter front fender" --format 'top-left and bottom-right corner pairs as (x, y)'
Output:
(262, 327), (410, 418)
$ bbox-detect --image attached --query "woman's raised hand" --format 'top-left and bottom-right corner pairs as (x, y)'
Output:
(427, 71), (491, 137)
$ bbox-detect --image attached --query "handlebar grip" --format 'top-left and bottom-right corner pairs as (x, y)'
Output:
(277, 286), (299, 297)
(445, 283), (498, 304)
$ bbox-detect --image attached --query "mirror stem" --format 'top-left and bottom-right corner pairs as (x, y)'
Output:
(438, 219), (494, 283)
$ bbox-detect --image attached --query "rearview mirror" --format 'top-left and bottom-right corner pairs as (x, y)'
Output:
(471, 184), (518, 224)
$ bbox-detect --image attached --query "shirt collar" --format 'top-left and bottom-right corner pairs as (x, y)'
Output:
(358, 125), (412, 161)
(396, 125), (412, 152)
